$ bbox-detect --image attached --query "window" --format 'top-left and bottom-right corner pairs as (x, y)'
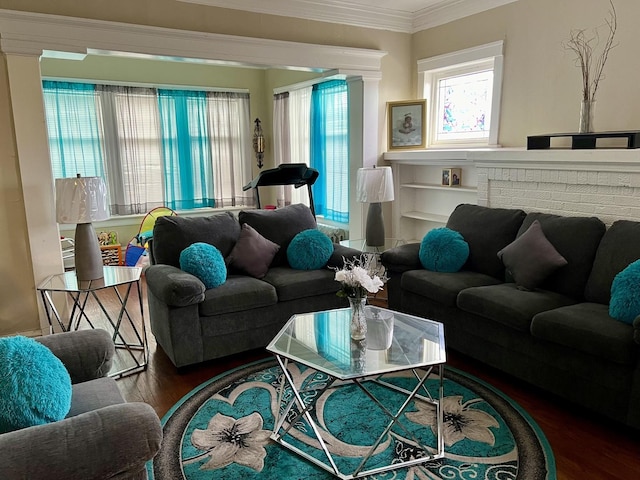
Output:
(418, 41), (503, 147)
(42, 80), (252, 215)
(273, 79), (349, 224)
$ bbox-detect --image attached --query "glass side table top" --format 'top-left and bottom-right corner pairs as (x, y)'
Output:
(266, 306), (445, 380)
(37, 266), (142, 293)
(340, 238), (406, 253)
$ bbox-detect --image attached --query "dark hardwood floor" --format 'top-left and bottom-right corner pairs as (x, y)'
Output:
(104, 279), (639, 480)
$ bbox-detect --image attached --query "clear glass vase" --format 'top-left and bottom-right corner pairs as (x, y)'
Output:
(348, 296), (367, 341)
(579, 99), (596, 134)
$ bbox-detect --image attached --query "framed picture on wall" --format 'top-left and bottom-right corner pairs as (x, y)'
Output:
(387, 99), (426, 150)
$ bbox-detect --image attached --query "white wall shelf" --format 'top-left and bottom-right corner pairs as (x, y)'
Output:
(385, 149), (480, 242)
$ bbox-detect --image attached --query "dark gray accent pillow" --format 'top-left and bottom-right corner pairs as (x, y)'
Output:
(446, 204), (526, 280)
(152, 212), (240, 268)
(497, 220), (568, 291)
(238, 204), (317, 267)
(227, 223), (280, 279)
(516, 212), (605, 299)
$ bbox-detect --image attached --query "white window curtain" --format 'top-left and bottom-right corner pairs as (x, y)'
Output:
(286, 86), (312, 207)
(98, 85), (165, 215)
(207, 92), (253, 207)
(273, 92), (290, 207)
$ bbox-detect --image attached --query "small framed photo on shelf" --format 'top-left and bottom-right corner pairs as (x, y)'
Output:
(442, 168), (461, 187)
(387, 99), (426, 150)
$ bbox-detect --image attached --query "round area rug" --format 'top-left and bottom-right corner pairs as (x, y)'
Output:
(150, 359), (555, 480)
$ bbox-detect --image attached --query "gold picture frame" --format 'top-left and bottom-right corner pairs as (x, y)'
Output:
(387, 99), (426, 150)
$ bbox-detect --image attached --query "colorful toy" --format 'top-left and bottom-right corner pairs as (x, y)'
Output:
(124, 207), (177, 267)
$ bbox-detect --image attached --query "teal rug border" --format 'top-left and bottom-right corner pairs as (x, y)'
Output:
(148, 357), (556, 480)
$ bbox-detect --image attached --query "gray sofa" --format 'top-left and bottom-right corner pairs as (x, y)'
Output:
(0, 329), (162, 479)
(381, 203), (640, 430)
(145, 204), (359, 368)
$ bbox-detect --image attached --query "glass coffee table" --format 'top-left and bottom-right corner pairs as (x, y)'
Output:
(266, 306), (446, 479)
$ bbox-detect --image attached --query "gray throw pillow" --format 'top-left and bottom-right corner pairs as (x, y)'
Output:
(497, 220), (568, 291)
(227, 223), (280, 279)
(238, 204), (317, 267)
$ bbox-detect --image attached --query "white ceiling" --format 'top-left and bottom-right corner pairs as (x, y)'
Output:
(178, 0), (520, 33)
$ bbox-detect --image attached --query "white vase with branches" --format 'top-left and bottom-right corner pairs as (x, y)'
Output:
(564, 0), (618, 133)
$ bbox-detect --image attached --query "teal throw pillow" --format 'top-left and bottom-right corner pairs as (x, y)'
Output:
(419, 227), (469, 273)
(179, 242), (227, 289)
(287, 229), (334, 270)
(609, 260), (640, 324)
(0, 336), (72, 434)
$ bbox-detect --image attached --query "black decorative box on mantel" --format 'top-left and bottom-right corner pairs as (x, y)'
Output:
(527, 130), (640, 150)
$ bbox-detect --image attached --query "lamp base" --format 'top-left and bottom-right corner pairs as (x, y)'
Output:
(365, 202), (385, 247)
(74, 223), (104, 281)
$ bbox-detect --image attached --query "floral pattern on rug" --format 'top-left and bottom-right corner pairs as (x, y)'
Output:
(174, 364), (532, 480)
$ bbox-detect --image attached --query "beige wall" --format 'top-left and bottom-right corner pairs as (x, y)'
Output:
(413, 0), (640, 147)
(0, 1), (410, 335)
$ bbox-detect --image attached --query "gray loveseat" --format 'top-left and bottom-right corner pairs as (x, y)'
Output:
(146, 204), (358, 368)
(381, 203), (640, 430)
(0, 329), (162, 479)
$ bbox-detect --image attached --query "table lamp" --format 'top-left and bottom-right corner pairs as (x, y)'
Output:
(55, 175), (109, 281)
(356, 166), (394, 247)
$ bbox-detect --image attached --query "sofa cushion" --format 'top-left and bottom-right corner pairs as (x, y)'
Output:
(609, 260), (640, 324)
(446, 204), (526, 280)
(198, 275), (277, 317)
(287, 229), (334, 270)
(239, 204), (317, 268)
(457, 284), (577, 332)
(585, 220), (640, 304)
(227, 223), (280, 279)
(532, 303), (637, 366)
(152, 212), (241, 268)
(401, 270), (501, 308)
(497, 220), (567, 291)
(516, 213), (605, 300)
(179, 242), (227, 289)
(419, 227), (469, 273)
(262, 267), (340, 302)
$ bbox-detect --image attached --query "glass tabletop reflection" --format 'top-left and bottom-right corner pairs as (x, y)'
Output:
(37, 266), (142, 293)
(267, 306), (445, 380)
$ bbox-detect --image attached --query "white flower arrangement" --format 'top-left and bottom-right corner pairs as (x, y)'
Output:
(333, 254), (387, 299)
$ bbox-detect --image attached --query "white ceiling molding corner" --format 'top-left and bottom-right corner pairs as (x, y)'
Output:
(413, 0), (520, 32)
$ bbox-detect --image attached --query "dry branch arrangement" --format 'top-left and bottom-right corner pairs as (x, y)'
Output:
(563, 0), (618, 103)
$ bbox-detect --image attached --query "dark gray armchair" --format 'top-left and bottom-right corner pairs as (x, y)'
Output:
(0, 329), (162, 480)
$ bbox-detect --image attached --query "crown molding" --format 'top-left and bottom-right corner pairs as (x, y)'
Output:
(178, 0), (414, 33)
(413, 0), (519, 32)
(178, 0), (520, 33)
(0, 9), (386, 72)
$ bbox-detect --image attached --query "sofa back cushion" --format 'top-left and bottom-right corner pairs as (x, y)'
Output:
(152, 212), (241, 268)
(516, 213), (605, 300)
(446, 204), (526, 280)
(585, 220), (640, 304)
(239, 203), (317, 267)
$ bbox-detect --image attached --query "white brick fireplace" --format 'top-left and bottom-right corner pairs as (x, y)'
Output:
(473, 149), (640, 226)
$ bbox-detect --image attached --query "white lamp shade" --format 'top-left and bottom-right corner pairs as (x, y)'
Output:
(55, 176), (109, 224)
(356, 166), (394, 203)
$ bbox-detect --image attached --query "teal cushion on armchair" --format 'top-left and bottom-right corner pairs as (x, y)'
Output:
(0, 336), (72, 433)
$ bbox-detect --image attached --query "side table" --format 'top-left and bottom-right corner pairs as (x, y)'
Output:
(37, 266), (148, 379)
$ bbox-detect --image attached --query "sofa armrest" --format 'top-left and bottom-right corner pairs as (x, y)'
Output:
(380, 242), (422, 274)
(0, 402), (162, 480)
(36, 329), (114, 383)
(327, 244), (363, 268)
(145, 264), (206, 307)
(634, 316), (640, 345)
